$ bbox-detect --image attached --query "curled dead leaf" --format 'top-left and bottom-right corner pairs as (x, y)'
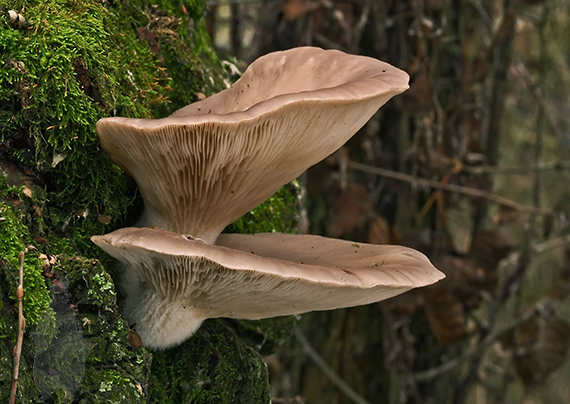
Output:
(281, 0), (320, 21)
(506, 308), (570, 385)
(128, 329), (142, 349)
(97, 214), (112, 225)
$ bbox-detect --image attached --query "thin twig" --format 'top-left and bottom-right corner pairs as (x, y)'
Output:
(9, 251), (25, 404)
(352, 0), (371, 50)
(348, 161), (555, 216)
(533, 234), (570, 254)
(460, 160), (570, 174)
(514, 60), (568, 157)
(467, 0), (493, 32)
(294, 327), (372, 404)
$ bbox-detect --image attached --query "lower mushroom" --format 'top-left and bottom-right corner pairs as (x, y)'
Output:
(92, 227), (443, 350)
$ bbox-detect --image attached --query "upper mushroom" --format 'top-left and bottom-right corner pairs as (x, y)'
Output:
(96, 47), (410, 243)
(92, 47), (443, 350)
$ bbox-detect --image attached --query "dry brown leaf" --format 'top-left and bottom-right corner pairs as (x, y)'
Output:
(327, 180), (372, 238)
(424, 287), (467, 345)
(281, 0), (320, 21)
(138, 27), (161, 55)
(128, 329), (143, 349)
(97, 214), (112, 225)
(510, 310), (570, 385)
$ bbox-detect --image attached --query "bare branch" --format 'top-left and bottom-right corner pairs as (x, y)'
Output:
(460, 160), (570, 175)
(352, 0), (371, 50)
(533, 234), (570, 254)
(295, 327), (372, 404)
(347, 161), (557, 216)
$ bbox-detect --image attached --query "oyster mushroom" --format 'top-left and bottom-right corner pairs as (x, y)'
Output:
(92, 47), (443, 349)
(92, 228), (442, 349)
(96, 46), (410, 243)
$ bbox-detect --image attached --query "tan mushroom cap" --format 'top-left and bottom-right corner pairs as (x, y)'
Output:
(96, 47), (409, 243)
(91, 227), (443, 348)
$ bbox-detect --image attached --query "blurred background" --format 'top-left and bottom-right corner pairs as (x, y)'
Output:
(206, 1), (570, 403)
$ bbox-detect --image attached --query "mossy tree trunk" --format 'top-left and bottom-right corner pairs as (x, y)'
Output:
(0, 1), (297, 403)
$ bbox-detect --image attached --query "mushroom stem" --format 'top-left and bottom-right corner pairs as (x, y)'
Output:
(121, 268), (208, 349)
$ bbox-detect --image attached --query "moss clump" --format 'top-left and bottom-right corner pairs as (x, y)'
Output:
(44, 256), (151, 403)
(0, 252), (151, 403)
(0, 335), (40, 404)
(64, 257), (151, 402)
(0, 200), (53, 329)
(63, 256), (117, 312)
(226, 180), (301, 235)
(121, 0), (228, 117)
(1, 0), (150, 253)
(148, 320), (270, 404)
(227, 316), (297, 356)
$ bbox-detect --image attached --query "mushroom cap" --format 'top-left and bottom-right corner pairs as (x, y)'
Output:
(96, 47), (409, 242)
(91, 227), (443, 348)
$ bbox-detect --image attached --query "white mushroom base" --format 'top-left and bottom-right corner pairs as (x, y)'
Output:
(121, 268), (208, 349)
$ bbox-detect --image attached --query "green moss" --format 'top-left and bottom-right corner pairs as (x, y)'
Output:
(32, 306), (90, 401)
(1, 0), (149, 253)
(121, 0), (230, 117)
(227, 316), (297, 356)
(0, 201), (53, 329)
(148, 320), (270, 404)
(62, 256), (117, 311)
(226, 180), (301, 235)
(47, 256), (151, 403)
(0, 253), (152, 403)
(78, 368), (145, 404)
(0, 338), (42, 404)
